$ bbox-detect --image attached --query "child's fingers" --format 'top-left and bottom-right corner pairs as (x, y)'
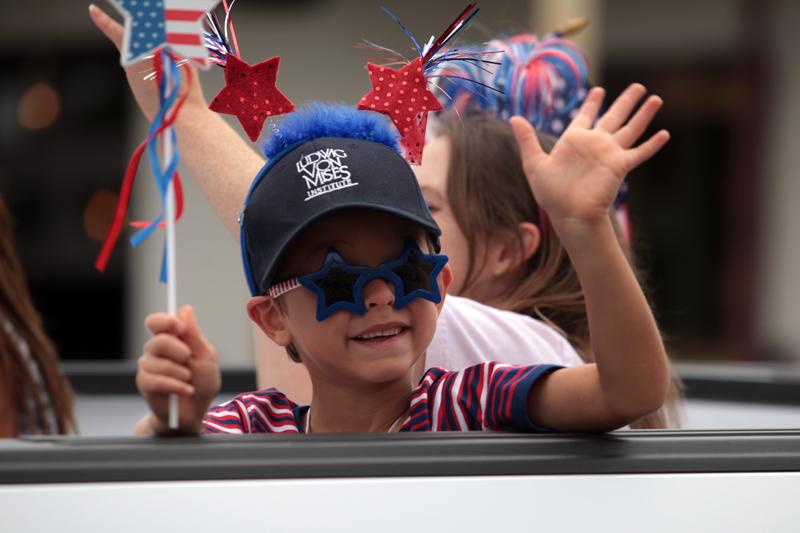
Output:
(145, 312), (186, 336)
(88, 4), (124, 52)
(509, 116), (544, 171)
(595, 83), (646, 134)
(614, 95), (664, 149)
(624, 130), (670, 171)
(143, 333), (192, 365)
(177, 306), (216, 362)
(138, 353), (193, 382)
(137, 370), (195, 396)
(567, 87), (605, 130)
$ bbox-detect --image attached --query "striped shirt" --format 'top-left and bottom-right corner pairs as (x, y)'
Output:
(203, 362), (560, 434)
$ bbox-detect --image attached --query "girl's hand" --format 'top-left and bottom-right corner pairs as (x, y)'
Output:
(510, 84), (669, 243)
(136, 306), (221, 434)
(88, 4), (206, 121)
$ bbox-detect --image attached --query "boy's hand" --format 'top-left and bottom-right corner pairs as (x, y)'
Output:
(136, 305), (221, 434)
(88, 4), (206, 121)
(510, 84), (669, 244)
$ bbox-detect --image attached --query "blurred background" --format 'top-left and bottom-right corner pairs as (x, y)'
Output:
(1, 0), (798, 432)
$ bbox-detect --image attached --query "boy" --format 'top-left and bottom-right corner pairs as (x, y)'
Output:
(135, 91), (670, 435)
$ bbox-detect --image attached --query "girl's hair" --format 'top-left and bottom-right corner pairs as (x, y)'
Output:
(0, 195), (75, 435)
(438, 111), (683, 428)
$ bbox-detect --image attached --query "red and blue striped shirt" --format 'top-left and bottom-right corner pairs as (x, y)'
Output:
(203, 362), (559, 434)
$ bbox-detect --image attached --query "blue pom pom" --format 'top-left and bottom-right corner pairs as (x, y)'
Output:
(262, 103), (401, 160)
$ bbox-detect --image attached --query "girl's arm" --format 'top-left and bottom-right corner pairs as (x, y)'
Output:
(511, 85), (671, 431)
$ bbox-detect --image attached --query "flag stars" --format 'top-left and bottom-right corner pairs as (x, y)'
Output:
(114, 0), (221, 65)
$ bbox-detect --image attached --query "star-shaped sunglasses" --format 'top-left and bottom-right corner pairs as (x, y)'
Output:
(268, 237), (448, 321)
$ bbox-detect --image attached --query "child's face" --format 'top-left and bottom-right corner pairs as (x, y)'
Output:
(262, 210), (448, 388)
(414, 135), (475, 296)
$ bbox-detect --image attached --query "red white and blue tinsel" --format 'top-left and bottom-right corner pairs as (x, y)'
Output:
(203, 0), (240, 67)
(434, 32), (589, 138)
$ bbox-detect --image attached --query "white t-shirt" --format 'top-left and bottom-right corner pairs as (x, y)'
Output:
(427, 295), (584, 370)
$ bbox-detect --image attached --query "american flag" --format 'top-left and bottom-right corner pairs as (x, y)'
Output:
(110, 0), (220, 68)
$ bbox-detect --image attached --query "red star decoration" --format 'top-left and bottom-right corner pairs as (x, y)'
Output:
(209, 55), (295, 142)
(357, 57), (443, 165)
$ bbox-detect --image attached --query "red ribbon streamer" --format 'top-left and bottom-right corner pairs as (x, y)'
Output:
(94, 50), (193, 272)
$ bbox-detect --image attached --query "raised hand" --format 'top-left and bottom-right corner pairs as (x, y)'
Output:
(88, 4), (206, 121)
(136, 305), (221, 434)
(510, 84), (669, 242)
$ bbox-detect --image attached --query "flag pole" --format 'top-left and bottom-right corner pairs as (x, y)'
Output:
(163, 53), (179, 430)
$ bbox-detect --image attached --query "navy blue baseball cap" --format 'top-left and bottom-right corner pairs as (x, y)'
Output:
(240, 104), (441, 296)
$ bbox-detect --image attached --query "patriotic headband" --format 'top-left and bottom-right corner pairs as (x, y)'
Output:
(201, 3), (497, 162)
(356, 4), (500, 165)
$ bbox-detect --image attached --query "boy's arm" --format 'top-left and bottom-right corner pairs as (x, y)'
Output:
(89, 4), (263, 238)
(511, 85), (670, 431)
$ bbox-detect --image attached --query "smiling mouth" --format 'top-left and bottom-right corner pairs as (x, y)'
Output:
(352, 327), (408, 342)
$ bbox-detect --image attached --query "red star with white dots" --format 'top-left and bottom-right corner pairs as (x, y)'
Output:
(357, 57), (443, 165)
(209, 55), (294, 142)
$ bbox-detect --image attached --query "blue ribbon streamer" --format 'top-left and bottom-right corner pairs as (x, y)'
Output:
(380, 6), (424, 58)
(129, 50), (181, 283)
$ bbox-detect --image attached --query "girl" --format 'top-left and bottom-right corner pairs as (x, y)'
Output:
(420, 34), (683, 428)
(0, 194), (75, 437)
(421, 109), (682, 428)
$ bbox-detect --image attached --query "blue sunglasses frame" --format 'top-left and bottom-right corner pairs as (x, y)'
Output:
(268, 237), (448, 321)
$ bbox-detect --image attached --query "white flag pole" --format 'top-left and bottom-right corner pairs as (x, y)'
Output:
(163, 53), (179, 430)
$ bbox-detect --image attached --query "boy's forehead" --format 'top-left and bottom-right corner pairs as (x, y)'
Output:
(285, 209), (422, 263)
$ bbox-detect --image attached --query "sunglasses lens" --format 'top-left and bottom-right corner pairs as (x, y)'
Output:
(392, 252), (436, 294)
(316, 264), (361, 305)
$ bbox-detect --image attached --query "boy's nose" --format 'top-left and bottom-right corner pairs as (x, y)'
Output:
(362, 278), (396, 309)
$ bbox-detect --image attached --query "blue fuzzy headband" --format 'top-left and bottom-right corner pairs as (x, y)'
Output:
(262, 103), (402, 160)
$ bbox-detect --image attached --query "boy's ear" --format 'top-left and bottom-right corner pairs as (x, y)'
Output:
(488, 222), (541, 277)
(436, 264), (453, 313)
(246, 296), (293, 348)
